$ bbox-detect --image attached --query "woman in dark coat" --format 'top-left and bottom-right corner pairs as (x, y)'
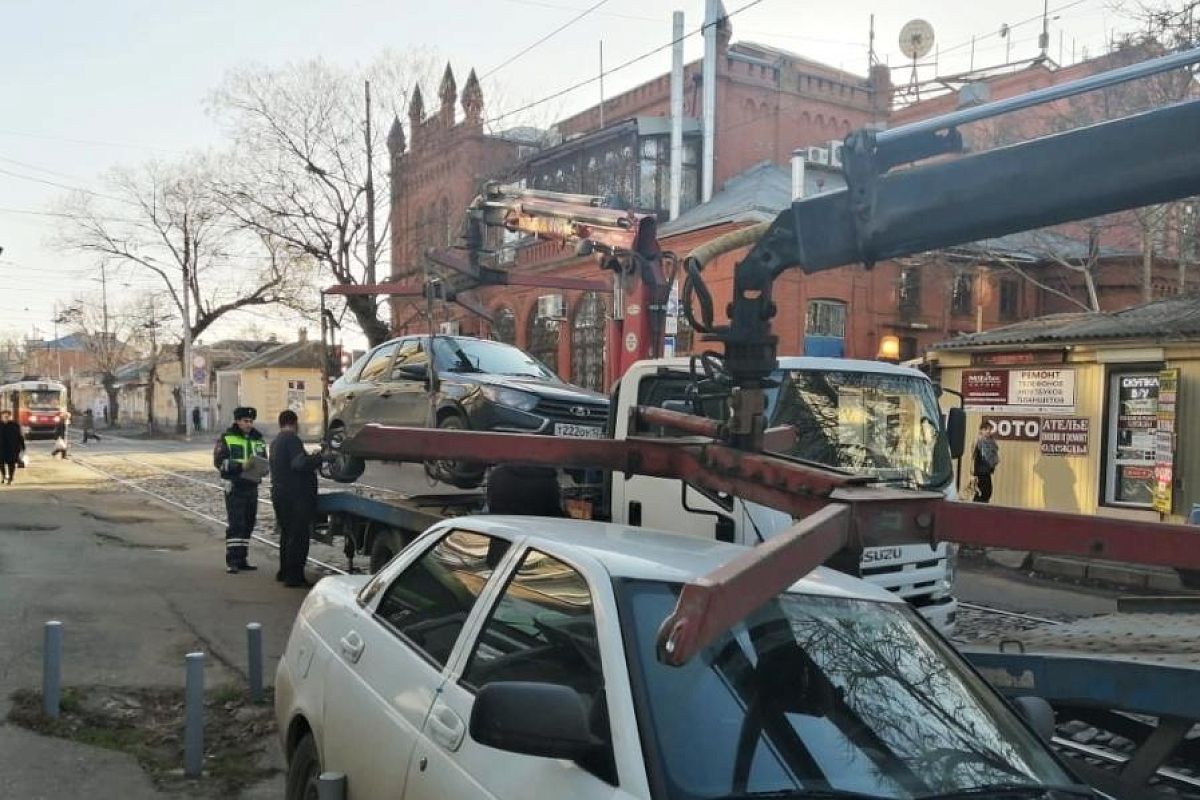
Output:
(0, 409), (25, 484)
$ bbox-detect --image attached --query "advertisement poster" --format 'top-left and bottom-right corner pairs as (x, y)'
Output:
(964, 368), (1075, 413)
(1039, 418), (1089, 456)
(1114, 373), (1160, 505)
(1153, 369), (1179, 514)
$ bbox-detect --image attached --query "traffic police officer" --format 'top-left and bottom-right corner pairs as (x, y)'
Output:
(214, 406), (266, 573)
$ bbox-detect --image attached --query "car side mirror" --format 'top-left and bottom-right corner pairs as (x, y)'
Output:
(1012, 695), (1056, 741)
(395, 363), (428, 381)
(946, 407), (966, 459)
(470, 681), (600, 760)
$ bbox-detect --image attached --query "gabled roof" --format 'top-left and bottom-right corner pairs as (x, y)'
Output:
(944, 229), (1139, 263)
(231, 340), (322, 371)
(659, 161), (846, 237)
(932, 295), (1200, 350)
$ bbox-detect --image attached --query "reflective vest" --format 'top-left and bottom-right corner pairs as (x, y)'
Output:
(222, 432), (265, 467)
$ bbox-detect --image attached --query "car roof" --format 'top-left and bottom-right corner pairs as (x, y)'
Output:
(434, 515), (902, 604)
(632, 356), (930, 381)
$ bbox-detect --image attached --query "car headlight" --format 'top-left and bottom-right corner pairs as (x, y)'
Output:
(480, 386), (539, 411)
(934, 543), (959, 598)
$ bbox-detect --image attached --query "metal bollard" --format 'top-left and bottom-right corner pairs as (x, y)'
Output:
(246, 623), (263, 704)
(43, 620), (63, 718)
(184, 652), (205, 777)
(318, 772), (347, 800)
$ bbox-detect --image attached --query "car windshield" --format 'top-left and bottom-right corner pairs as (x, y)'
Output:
(764, 370), (953, 490)
(431, 337), (559, 381)
(619, 580), (1075, 800)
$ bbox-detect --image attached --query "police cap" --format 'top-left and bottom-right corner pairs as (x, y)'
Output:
(233, 406), (257, 421)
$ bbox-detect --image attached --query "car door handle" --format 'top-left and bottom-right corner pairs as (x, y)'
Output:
(426, 702), (465, 752)
(339, 631), (365, 663)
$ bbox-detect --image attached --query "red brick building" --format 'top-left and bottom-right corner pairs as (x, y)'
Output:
(386, 25), (1194, 388)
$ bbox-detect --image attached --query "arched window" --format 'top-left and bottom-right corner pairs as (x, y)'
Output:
(570, 292), (607, 392)
(527, 309), (560, 376)
(815, 114), (825, 128)
(491, 307), (516, 344)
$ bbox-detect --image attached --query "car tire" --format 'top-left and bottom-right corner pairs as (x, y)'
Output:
(370, 529), (404, 574)
(425, 414), (486, 489)
(285, 732), (321, 800)
(1179, 569), (1200, 590)
(322, 425), (366, 484)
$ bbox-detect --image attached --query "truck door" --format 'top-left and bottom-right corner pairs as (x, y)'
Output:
(610, 370), (737, 541)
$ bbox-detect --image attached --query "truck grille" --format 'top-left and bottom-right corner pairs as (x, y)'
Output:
(534, 399), (609, 427)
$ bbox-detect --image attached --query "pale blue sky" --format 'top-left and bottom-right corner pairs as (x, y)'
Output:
(0, 0), (1121, 343)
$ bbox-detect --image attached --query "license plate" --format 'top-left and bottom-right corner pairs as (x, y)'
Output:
(555, 423), (603, 439)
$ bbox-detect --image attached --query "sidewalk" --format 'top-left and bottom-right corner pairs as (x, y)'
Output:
(0, 444), (300, 798)
(978, 547), (1189, 592)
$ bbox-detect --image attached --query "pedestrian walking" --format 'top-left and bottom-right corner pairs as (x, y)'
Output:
(81, 409), (101, 444)
(269, 409), (325, 587)
(0, 410), (24, 484)
(102, 405), (109, 425)
(213, 407), (266, 574)
(192, 406), (202, 433)
(971, 420), (1000, 503)
(49, 412), (70, 459)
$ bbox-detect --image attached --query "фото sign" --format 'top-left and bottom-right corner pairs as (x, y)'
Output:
(981, 415), (1041, 441)
(963, 368), (1075, 413)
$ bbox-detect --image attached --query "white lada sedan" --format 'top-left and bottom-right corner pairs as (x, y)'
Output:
(275, 516), (1091, 800)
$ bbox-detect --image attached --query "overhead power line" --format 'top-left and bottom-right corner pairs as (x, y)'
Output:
(482, 0), (613, 80)
(486, 0), (770, 126)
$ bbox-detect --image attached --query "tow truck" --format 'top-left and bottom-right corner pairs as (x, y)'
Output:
(305, 47), (1200, 797)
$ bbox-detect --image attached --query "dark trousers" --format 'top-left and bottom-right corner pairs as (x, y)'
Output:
(274, 497), (313, 583)
(1, 461), (15, 482)
(974, 473), (994, 503)
(82, 430), (99, 443)
(224, 490), (258, 567)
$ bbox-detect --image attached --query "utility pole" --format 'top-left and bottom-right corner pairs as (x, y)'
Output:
(182, 259), (193, 441)
(144, 304), (160, 437)
(364, 80), (377, 286)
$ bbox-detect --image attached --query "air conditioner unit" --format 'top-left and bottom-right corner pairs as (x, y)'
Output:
(537, 294), (566, 320)
(805, 146), (830, 166)
(827, 140), (844, 168)
(438, 320), (461, 336)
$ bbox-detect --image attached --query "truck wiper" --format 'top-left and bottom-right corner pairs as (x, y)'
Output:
(916, 784), (1098, 799)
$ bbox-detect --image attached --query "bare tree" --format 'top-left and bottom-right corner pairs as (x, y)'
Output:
(56, 155), (308, 429)
(208, 52), (438, 347)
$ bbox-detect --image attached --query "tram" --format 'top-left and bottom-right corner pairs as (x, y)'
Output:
(0, 379), (68, 438)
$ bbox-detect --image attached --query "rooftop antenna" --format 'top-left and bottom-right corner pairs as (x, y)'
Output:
(868, 14), (877, 71)
(1039, 0), (1051, 59)
(1000, 22), (1012, 65)
(899, 19), (935, 100)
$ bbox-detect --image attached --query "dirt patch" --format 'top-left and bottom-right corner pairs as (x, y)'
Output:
(9, 684), (278, 797)
(0, 523), (60, 532)
(82, 510), (158, 524)
(92, 531), (188, 551)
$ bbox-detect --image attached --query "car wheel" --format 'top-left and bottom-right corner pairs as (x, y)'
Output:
(322, 425), (365, 484)
(370, 529), (404, 574)
(1179, 569), (1200, 589)
(285, 733), (321, 800)
(424, 414), (486, 489)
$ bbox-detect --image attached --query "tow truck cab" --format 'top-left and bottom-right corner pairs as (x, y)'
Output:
(609, 357), (961, 634)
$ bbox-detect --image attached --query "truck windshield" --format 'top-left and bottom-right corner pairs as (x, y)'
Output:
(619, 579), (1076, 800)
(765, 370), (953, 490)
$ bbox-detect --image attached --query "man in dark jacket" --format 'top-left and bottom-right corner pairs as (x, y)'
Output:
(971, 420), (1001, 503)
(269, 409), (323, 587)
(0, 410), (24, 484)
(213, 407), (266, 574)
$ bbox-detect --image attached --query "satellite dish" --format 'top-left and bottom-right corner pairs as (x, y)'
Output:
(899, 19), (936, 60)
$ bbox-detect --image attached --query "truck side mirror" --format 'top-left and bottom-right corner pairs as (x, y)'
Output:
(946, 407), (966, 459)
(1011, 695), (1056, 741)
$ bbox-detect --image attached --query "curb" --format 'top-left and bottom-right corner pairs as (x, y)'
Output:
(973, 547), (1185, 591)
